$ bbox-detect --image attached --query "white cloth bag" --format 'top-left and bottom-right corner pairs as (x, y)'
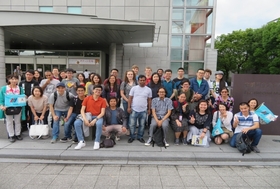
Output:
(29, 120), (49, 139)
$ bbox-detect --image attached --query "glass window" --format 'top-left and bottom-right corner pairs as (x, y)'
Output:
(172, 9), (184, 20)
(59, 65), (67, 71)
(67, 6), (82, 14)
(188, 62), (204, 76)
(172, 21), (184, 33)
(39, 6), (53, 12)
(184, 36), (190, 60)
(35, 51), (67, 56)
(183, 62), (189, 78)
(171, 49), (183, 60)
(27, 64), (34, 70)
(5, 64), (12, 76)
(171, 62), (183, 76)
(5, 50), (18, 56)
(85, 52), (101, 57)
(19, 50), (35, 56)
(68, 51), (83, 56)
(186, 0), (209, 6)
(21, 64), (26, 72)
(206, 13), (213, 34)
(171, 36), (183, 47)
(173, 0), (184, 6)
(187, 35), (205, 61)
(185, 9), (207, 34)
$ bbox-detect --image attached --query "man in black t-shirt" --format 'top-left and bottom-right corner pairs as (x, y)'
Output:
(60, 85), (86, 143)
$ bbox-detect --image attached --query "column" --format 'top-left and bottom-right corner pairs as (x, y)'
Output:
(0, 27), (5, 86)
(109, 43), (116, 70)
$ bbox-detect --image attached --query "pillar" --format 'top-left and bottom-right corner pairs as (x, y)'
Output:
(109, 43), (116, 70)
(0, 27), (5, 86)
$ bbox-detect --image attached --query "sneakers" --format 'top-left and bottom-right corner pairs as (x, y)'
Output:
(72, 138), (78, 143)
(15, 135), (23, 140)
(163, 138), (169, 147)
(137, 138), (145, 143)
(93, 142), (100, 150)
(9, 136), (16, 143)
(183, 138), (188, 145)
(115, 136), (120, 141)
(75, 141), (86, 150)
(145, 137), (153, 146)
(128, 138), (134, 143)
(175, 138), (180, 145)
(251, 146), (260, 153)
(50, 138), (57, 144)
(60, 137), (72, 143)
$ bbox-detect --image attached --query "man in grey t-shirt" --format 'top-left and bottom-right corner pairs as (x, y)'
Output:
(40, 70), (60, 98)
(127, 75), (152, 143)
(49, 82), (74, 143)
(62, 68), (79, 96)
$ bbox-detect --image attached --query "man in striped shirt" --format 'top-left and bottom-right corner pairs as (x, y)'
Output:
(230, 102), (262, 153)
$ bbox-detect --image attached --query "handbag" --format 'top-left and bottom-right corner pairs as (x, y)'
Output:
(212, 111), (224, 137)
(5, 107), (22, 115)
(29, 120), (49, 139)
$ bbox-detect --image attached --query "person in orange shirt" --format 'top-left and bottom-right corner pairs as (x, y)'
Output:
(74, 85), (107, 150)
(145, 66), (152, 86)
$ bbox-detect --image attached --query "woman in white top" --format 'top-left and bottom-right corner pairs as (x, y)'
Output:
(28, 86), (48, 124)
(209, 70), (228, 99)
(212, 103), (233, 145)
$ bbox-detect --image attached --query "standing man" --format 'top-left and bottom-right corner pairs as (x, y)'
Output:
(52, 67), (60, 80)
(49, 82), (74, 143)
(103, 68), (122, 85)
(145, 87), (173, 147)
(74, 85), (107, 150)
(157, 68), (164, 80)
(40, 70), (60, 98)
(173, 67), (187, 90)
(131, 65), (139, 80)
(204, 69), (212, 100)
(162, 69), (176, 99)
(62, 68), (80, 96)
(230, 102), (262, 153)
(127, 75), (152, 143)
(60, 85), (86, 143)
(145, 67), (152, 85)
(19, 70), (39, 131)
(83, 69), (90, 80)
(189, 68), (209, 102)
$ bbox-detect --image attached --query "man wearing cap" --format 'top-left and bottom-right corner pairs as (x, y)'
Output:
(49, 82), (74, 143)
(209, 70), (228, 99)
(19, 70), (39, 132)
(62, 68), (79, 96)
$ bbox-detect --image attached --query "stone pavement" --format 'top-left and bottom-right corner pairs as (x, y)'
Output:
(0, 163), (280, 189)
(1, 122), (280, 166)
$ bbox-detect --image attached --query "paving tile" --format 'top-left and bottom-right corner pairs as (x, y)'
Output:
(119, 166), (139, 176)
(194, 167), (217, 176)
(93, 186), (116, 189)
(118, 176), (139, 186)
(99, 166), (121, 176)
(8, 173), (37, 186)
(60, 165), (84, 175)
(70, 186), (94, 189)
(20, 164), (47, 174)
(160, 176), (184, 187)
(47, 185), (71, 189)
(181, 176), (206, 187)
(261, 176), (280, 187)
(95, 175), (119, 186)
(212, 167), (239, 177)
(242, 176), (271, 187)
(177, 167), (199, 176)
(140, 166), (159, 176)
(23, 185), (48, 189)
(40, 164), (65, 175)
(265, 167), (280, 176)
(50, 175), (78, 186)
(73, 175), (98, 186)
(231, 166), (258, 177)
(221, 176), (249, 187)
(249, 167), (276, 177)
(0, 173), (14, 184)
(158, 166), (179, 176)
(140, 186), (162, 189)
(80, 165), (102, 175)
(201, 176), (228, 187)
(140, 176), (161, 186)
(1, 163), (29, 174)
(29, 174), (57, 186)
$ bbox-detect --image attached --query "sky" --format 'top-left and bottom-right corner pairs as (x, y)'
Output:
(215, 0), (280, 37)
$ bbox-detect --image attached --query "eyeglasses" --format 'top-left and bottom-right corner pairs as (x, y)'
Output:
(221, 91), (228, 93)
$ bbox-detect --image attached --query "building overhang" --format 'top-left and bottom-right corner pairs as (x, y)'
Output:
(0, 11), (155, 50)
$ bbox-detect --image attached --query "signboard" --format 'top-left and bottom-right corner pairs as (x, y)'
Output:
(68, 58), (100, 65)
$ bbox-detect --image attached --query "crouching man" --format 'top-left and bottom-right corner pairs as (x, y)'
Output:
(74, 85), (106, 150)
(102, 97), (127, 141)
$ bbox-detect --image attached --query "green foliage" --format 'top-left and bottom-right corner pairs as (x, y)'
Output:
(215, 19), (280, 81)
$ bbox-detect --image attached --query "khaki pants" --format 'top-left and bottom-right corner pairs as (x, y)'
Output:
(102, 124), (124, 137)
(5, 113), (22, 137)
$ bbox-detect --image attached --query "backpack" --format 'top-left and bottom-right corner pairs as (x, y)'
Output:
(152, 127), (167, 148)
(235, 133), (252, 156)
(54, 91), (70, 105)
(100, 137), (116, 148)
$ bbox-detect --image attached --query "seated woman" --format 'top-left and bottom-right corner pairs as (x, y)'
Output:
(174, 79), (195, 110)
(212, 103), (233, 144)
(187, 100), (212, 145)
(170, 93), (189, 145)
(212, 87), (234, 112)
(102, 97), (127, 141)
(28, 86), (48, 124)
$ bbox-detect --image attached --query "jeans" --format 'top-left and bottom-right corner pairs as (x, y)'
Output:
(230, 129), (262, 147)
(52, 110), (68, 139)
(64, 113), (77, 139)
(129, 110), (147, 139)
(74, 116), (103, 142)
(122, 100), (130, 129)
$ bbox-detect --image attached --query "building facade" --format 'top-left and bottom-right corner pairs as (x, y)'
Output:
(0, 0), (217, 84)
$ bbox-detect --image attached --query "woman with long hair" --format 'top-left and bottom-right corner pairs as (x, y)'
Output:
(210, 71), (227, 99)
(34, 70), (43, 83)
(0, 75), (26, 142)
(170, 93), (190, 145)
(87, 74), (103, 96)
(175, 79), (195, 110)
(248, 98), (258, 112)
(147, 72), (162, 99)
(59, 70), (67, 81)
(212, 87), (234, 112)
(102, 75), (120, 105)
(187, 100), (212, 145)
(77, 73), (86, 87)
(28, 86), (48, 124)
(212, 103), (233, 145)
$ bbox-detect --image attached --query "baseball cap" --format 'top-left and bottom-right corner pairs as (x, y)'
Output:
(215, 70), (224, 75)
(56, 82), (66, 88)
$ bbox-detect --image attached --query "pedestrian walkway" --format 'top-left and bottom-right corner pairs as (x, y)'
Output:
(0, 163), (280, 189)
(0, 122), (280, 166)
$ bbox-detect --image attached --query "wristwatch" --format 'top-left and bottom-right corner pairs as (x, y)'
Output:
(95, 117), (99, 121)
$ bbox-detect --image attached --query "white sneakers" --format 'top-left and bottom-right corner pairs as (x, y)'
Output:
(93, 142), (100, 150)
(74, 141), (86, 150)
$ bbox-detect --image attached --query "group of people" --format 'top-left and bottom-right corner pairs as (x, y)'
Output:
(0, 65), (263, 153)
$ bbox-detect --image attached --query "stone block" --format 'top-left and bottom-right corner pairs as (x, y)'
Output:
(82, 7), (96, 15)
(82, 0), (95, 6)
(155, 0), (170, 6)
(154, 7), (169, 20)
(125, 0), (139, 6)
(132, 47), (145, 57)
(39, 0), (53, 6)
(25, 0), (39, 6)
(111, 0), (125, 6)
(53, 0), (66, 6)
(140, 7), (154, 20)
(111, 7), (125, 19)
(96, 7), (110, 18)
(96, 0), (110, 6)
(140, 0), (155, 6)
(125, 7), (140, 20)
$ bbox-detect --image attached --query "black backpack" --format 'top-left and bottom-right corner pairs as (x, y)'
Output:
(100, 137), (116, 148)
(152, 127), (167, 149)
(235, 133), (252, 156)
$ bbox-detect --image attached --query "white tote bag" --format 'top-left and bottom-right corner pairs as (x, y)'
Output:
(29, 120), (49, 139)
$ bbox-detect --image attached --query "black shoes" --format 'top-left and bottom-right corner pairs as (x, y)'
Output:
(137, 138), (145, 143)
(15, 135), (23, 140)
(9, 136), (16, 143)
(128, 138), (134, 143)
